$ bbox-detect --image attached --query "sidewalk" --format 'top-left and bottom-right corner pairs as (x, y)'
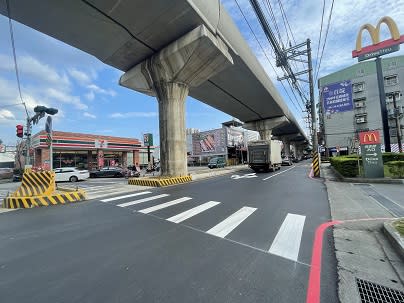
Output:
(322, 163), (404, 302)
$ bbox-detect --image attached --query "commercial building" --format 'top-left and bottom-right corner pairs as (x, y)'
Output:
(318, 55), (404, 157)
(187, 121), (259, 165)
(31, 131), (149, 169)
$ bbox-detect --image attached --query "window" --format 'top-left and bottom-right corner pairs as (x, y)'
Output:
(386, 92), (401, 102)
(353, 82), (365, 92)
(384, 75), (398, 86)
(387, 61), (397, 69)
(356, 69), (365, 77)
(354, 98), (366, 108)
(355, 114), (367, 124)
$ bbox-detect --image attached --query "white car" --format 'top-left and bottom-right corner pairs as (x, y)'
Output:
(54, 167), (90, 182)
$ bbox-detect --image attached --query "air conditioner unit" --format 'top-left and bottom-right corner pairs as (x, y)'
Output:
(388, 108), (395, 117)
(355, 101), (364, 108)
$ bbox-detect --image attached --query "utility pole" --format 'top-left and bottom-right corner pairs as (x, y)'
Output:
(392, 93), (403, 153)
(307, 39), (318, 153)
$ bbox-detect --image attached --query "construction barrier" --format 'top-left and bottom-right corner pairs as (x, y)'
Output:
(128, 176), (192, 187)
(2, 190), (86, 209)
(2, 170), (86, 209)
(11, 171), (55, 197)
(312, 152), (320, 177)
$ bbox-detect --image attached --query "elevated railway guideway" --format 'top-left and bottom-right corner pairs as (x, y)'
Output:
(0, 0), (308, 177)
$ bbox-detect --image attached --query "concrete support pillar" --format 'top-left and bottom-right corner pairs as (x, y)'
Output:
(155, 82), (188, 176)
(259, 129), (272, 141)
(244, 116), (289, 141)
(282, 138), (291, 156)
(87, 151), (92, 170)
(120, 25), (233, 177)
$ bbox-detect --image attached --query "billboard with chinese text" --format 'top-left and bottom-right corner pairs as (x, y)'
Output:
(322, 80), (353, 114)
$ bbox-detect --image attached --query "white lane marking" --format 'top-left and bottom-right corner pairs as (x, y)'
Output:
(206, 206), (257, 238)
(101, 191), (151, 202)
(268, 213), (306, 261)
(167, 201), (221, 223)
(138, 197), (192, 214)
(231, 173), (257, 179)
(117, 194), (169, 208)
(262, 166), (296, 181)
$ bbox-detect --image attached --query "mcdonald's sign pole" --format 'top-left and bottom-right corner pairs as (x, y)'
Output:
(352, 16), (404, 152)
(359, 130), (384, 178)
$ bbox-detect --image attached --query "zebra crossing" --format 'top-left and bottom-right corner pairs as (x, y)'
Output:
(58, 183), (146, 200)
(100, 191), (307, 262)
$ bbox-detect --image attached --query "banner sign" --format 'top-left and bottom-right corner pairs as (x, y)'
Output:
(359, 131), (384, 178)
(322, 81), (353, 114)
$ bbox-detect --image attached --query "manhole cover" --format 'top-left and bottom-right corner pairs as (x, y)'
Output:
(356, 278), (404, 302)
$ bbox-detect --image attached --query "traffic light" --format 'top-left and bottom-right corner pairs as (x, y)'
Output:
(16, 125), (24, 138)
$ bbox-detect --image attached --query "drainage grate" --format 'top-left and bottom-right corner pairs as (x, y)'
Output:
(356, 278), (404, 303)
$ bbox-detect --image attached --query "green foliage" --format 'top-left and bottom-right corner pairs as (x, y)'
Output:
(329, 156), (361, 177)
(393, 219), (404, 236)
(382, 152), (404, 163)
(385, 161), (404, 178)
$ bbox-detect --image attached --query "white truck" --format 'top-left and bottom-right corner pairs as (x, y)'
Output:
(247, 140), (282, 172)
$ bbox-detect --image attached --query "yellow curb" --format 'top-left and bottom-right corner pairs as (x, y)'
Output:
(128, 176), (192, 187)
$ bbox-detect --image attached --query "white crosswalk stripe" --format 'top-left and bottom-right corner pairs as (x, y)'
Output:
(138, 197), (192, 214)
(167, 201), (221, 223)
(268, 213), (306, 261)
(101, 191), (152, 202)
(206, 206), (257, 238)
(117, 194), (169, 208)
(58, 183), (146, 199)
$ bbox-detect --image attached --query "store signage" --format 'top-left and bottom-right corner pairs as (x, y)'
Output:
(322, 81), (353, 114)
(359, 130), (384, 178)
(352, 16), (404, 61)
(95, 139), (108, 148)
(143, 133), (153, 147)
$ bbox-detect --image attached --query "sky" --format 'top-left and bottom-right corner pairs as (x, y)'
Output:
(1, 0), (404, 146)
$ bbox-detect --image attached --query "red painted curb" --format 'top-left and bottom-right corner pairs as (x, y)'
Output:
(306, 220), (341, 303)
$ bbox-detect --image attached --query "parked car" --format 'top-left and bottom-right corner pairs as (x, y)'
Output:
(208, 157), (225, 169)
(0, 168), (13, 180)
(90, 167), (125, 178)
(281, 156), (293, 166)
(54, 167), (90, 182)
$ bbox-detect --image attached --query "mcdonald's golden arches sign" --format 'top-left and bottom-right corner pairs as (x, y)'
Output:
(352, 16), (404, 61)
(359, 130), (381, 145)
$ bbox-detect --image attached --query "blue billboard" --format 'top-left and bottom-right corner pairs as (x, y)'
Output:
(322, 80), (353, 114)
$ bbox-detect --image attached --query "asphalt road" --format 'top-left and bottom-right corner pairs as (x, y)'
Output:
(0, 161), (338, 303)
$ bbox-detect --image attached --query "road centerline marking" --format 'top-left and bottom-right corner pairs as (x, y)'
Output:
(117, 194), (169, 207)
(206, 206), (257, 238)
(262, 166), (296, 180)
(268, 213), (306, 261)
(138, 197), (192, 214)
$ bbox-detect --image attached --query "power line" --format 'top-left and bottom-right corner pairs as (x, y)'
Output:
(314, 0), (326, 80)
(234, 0), (303, 113)
(315, 0), (335, 83)
(6, 0), (29, 118)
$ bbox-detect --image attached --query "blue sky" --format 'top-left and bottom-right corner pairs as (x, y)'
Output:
(1, 0), (404, 146)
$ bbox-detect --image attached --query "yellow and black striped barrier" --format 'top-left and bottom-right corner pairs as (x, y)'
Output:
(2, 190), (86, 209)
(128, 176), (192, 187)
(312, 152), (320, 177)
(11, 171), (55, 197)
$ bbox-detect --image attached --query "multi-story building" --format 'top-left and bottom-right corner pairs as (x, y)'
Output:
(318, 55), (404, 156)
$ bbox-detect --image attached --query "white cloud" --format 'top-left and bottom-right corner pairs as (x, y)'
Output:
(0, 109), (15, 120)
(110, 112), (158, 118)
(45, 88), (88, 110)
(83, 112), (96, 119)
(68, 68), (92, 84)
(87, 84), (116, 97)
(85, 90), (95, 101)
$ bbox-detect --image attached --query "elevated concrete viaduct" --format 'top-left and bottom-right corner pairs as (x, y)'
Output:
(1, 0), (308, 177)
